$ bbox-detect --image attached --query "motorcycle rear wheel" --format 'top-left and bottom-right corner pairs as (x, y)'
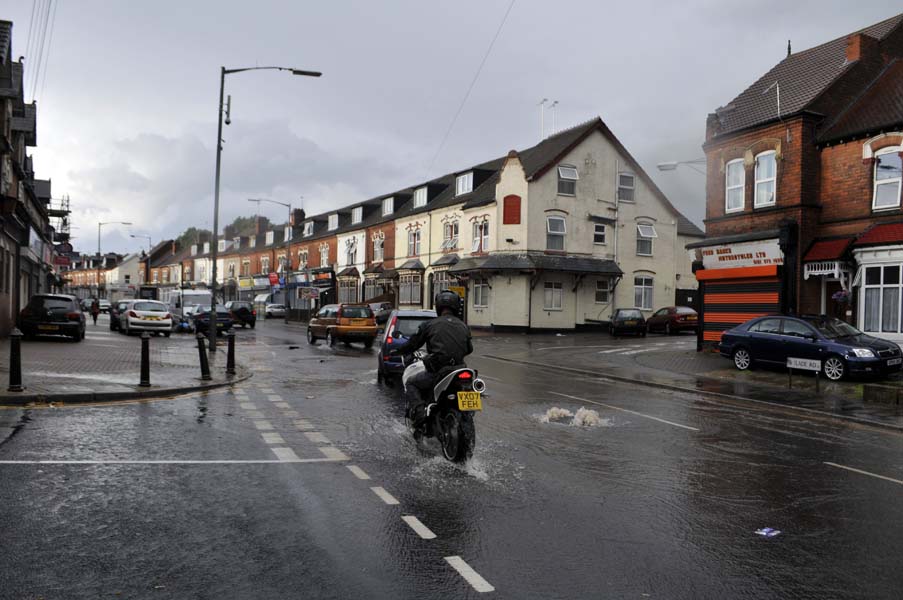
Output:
(436, 409), (475, 463)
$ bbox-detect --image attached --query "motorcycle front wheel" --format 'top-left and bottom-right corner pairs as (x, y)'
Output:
(436, 409), (475, 463)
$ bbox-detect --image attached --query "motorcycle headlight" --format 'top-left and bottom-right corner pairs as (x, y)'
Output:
(850, 348), (875, 358)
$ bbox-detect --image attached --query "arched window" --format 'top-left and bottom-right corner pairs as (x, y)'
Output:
(754, 151), (777, 207)
(873, 147), (902, 211)
(725, 159), (745, 213)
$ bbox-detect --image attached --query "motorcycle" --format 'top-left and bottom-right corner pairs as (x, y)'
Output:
(401, 352), (486, 463)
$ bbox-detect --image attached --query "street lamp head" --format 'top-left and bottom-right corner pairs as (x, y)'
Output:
(291, 69), (322, 77)
(657, 162), (679, 171)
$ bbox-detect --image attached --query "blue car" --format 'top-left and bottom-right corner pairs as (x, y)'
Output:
(719, 315), (903, 381)
(377, 309), (436, 385)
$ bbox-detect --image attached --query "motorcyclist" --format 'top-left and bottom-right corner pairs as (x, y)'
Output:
(390, 290), (473, 430)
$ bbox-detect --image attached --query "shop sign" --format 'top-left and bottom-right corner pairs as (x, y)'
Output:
(53, 255), (70, 266)
(239, 278), (253, 288)
(299, 287), (320, 300)
(253, 277), (269, 287)
(694, 239), (783, 269)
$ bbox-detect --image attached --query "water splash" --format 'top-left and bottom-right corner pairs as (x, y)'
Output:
(539, 406), (610, 427)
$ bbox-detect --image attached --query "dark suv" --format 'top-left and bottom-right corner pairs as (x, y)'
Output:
(225, 301), (256, 328)
(19, 294), (86, 342)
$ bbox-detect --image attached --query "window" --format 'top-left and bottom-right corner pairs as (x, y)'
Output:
(185, 266), (192, 280)
(546, 217), (566, 251)
(473, 278), (490, 307)
(234, 237), (241, 249)
(634, 276), (653, 310)
(414, 187), (427, 208)
(319, 244), (330, 267)
(345, 239), (357, 265)
(617, 173), (635, 202)
(873, 148), (902, 210)
(203, 242), (210, 254)
(124, 274), (131, 284)
(198, 264), (206, 281)
(434, 270), (455, 294)
(863, 265), (903, 333)
(303, 222), (314, 237)
(249, 237), (256, 248)
(782, 319), (816, 338)
(351, 207), (363, 224)
(456, 172), (473, 196)
(725, 159), (745, 212)
(399, 273), (422, 304)
(218, 240), (226, 252)
(339, 278), (359, 304)
(284, 226), (291, 242)
(593, 224), (606, 245)
(372, 237), (384, 262)
(442, 221), (459, 249)
(754, 151), (777, 207)
(240, 261), (249, 277)
(191, 244), (198, 256)
(503, 195), (521, 224)
(595, 279), (610, 303)
(636, 224), (656, 256)
(298, 250), (308, 268)
(751, 318), (782, 334)
(265, 231), (274, 245)
(471, 221), (489, 253)
(328, 214), (338, 230)
(260, 257), (270, 273)
(558, 165), (578, 195)
(152, 271), (159, 283)
(364, 277), (383, 301)
(382, 197), (394, 216)
(227, 263), (236, 278)
(543, 282), (563, 310)
(407, 229), (421, 256)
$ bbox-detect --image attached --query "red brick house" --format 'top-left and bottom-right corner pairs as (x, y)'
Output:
(689, 13), (903, 343)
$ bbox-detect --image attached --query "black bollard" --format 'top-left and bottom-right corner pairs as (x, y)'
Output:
(7, 328), (24, 392)
(196, 333), (212, 381)
(139, 332), (151, 387)
(226, 330), (236, 375)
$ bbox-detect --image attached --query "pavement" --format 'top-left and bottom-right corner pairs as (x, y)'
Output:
(475, 331), (903, 431)
(0, 314), (248, 404)
(2, 321), (902, 598)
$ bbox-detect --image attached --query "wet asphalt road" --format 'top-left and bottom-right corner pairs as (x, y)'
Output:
(2, 321), (903, 599)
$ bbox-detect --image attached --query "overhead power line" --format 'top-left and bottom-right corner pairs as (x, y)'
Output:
(426, 0), (516, 174)
(24, 0), (38, 71)
(37, 0), (59, 101)
(30, 0), (53, 101)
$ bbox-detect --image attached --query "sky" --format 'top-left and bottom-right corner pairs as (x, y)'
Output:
(5, 0), (902, 255)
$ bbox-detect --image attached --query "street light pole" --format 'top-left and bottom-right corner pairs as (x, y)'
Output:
(248, 197), (295, 324)
(130, 234), (152, 253)
(209, 65), (321, 353)
(98, 221), (133, 256)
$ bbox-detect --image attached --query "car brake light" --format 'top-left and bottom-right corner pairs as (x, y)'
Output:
(251, 310), (256, 316)
(66, 312), (81, 321)
(163, 313), (171, 320)
(128, 310), (138, 318)
(457, 371), (473, 380)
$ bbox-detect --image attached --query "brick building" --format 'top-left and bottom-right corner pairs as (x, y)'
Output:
(689, 13), (903, 343)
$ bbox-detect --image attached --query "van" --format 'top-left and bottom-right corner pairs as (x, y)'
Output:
(160, 288), (213, 329)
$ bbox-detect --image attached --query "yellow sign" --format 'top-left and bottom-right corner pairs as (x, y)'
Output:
(239, 279), (252, 288)
(448, 286), (466, 297)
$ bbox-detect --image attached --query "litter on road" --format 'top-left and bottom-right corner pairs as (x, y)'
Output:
(755, 528), (781, 537)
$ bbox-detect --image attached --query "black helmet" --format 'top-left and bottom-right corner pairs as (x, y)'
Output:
(435, 289), (461, 315)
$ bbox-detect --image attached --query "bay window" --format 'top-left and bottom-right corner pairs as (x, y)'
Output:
(862, 265), (903, 333)
(399, 273), (422, 305)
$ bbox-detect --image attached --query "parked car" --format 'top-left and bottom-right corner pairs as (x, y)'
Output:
(109, 300), (130, 331)
(120, 300), (172, 336)
(265, 304), (287, 319)
(98, 299), (112, 313)
(377, 309), (436, 384)
(191, 305), (234, 335)
(369, 302), (393, 325)
(19, 294), (86, 342)
(225, 301), (257, 328)
(609, 308), (647, 337)
(646, 306), (699, 335)
(719, 315), (903, 381)
(307, 303), (378, 348)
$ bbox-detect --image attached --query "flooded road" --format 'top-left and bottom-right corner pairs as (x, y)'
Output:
(1, 322), (901, 598)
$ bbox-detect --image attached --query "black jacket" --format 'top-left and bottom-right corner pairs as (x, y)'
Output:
(392, 314), (473, 372)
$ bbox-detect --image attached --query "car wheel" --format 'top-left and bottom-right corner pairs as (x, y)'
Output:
(307, 329), (317, 344)
(326, 330), (336, 347)
(641, 330), (647, 338)
(665, 323), (672, 336)
(823, 355), (846, 381)
(164, 332), (171, 338)
(377, 368), (383, 385)
(250, 322), (255, 329)
(732, 347), (752, 371)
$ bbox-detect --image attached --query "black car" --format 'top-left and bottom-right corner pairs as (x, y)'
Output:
(610, 308), (647, 337)
(19, 294), (86, 342)
(719, 315), (903, 381)
(109, 300), (129, 331)
(225, 301), (256, 328)
(377, 309), (436, 384)
(369, 302), (393, 326)
(191, 305), (234, 334)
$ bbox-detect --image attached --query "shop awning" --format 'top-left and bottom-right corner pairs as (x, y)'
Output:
(337, 267), (360, 278)
(854, 223), (903, 248)
(397, 259), (425, 271)
(803, 237), (854, 262)
(449, 253), (622, 276)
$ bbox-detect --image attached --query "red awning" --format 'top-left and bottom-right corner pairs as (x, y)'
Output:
(803, 237), (854, 262)
(854, 223), (903, 247)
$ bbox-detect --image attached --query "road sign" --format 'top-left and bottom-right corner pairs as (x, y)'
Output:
(786, 357), (820, 371)
(448, 285), (466, 297)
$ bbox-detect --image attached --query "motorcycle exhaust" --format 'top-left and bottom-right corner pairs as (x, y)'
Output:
(472, 378), (486, 393)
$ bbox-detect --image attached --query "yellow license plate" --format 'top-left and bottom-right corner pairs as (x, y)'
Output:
(625, 320), (637, 325)
(146, 316), (159, 320)
(38, 324), (59, 331)
(457, 391), (482, 411)
(352, 319), (369, 325)
(688, 316), (697, 320)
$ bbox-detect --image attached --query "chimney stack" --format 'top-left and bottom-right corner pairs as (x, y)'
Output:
(846, 33), (878, 64)
(255, 215), (270, 235)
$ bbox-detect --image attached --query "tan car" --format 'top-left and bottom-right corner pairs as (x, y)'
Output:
(307, 303), (378, 348)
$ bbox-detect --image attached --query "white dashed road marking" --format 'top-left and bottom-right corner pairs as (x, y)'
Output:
(274, 402), (291, 409)
(620, 348), (658, 355)
(304, 432), (331, 444)
(402, 515), (436, 540)
(598, 348), (628, 354)
(267, 395), (282, 402)
(0, 459), (345, 464)
(294, 419), (314, 431)
(271, 447), (301, 462)
(320, 446), (349, 461)
(346, 465), (371, 480)
(550, 392), (700, 431)
(239, 402), (258, 410)
(245, 410), (264, 419)
(370, 486), (399, 505)
(261, 433), (286, 445)
(253, 420), (274, 431)
(825, 462), (903, 485)
(283, 410), (300, 418)
(444, 556), (495, 593)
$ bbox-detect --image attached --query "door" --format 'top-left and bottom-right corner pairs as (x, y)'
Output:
(779, 318), (824, 363)
(648, 308), (669, 331)
(748, 317), (784, 363)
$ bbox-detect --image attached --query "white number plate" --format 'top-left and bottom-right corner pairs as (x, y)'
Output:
(888, 358), (901, 366)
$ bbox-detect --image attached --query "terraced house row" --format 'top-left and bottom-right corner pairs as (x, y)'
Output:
(70, 118), (704, 331)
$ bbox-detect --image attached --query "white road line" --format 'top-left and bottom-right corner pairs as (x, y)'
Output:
(444, 556), (495, 593)
(598, 348), (630, 354)
(0, 459), (345, 465)
(283, 410), (300, 418)
(402, 515), (436, 539)
(271, 447), (301, 462)
(261, 389), (276, 395)
(244, 410), (264, 419)
(294, 419), (314, 431)
(304, 432), (331, 444)
(320, 446), (349, 461)
(535, 345), (611, 351)
(825, 462), (903, 485)
(267, 395), (283, 402)
(620, 348), (658, 356)
(346, 465), (371, 480)
(261, 433), (286, 445)
(252, 420), (274, 431)
(370, 486), (399, 505)
(550, 392), (699, 431)
(239, 402), (258, 410)
(274, 402), (291, 410)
